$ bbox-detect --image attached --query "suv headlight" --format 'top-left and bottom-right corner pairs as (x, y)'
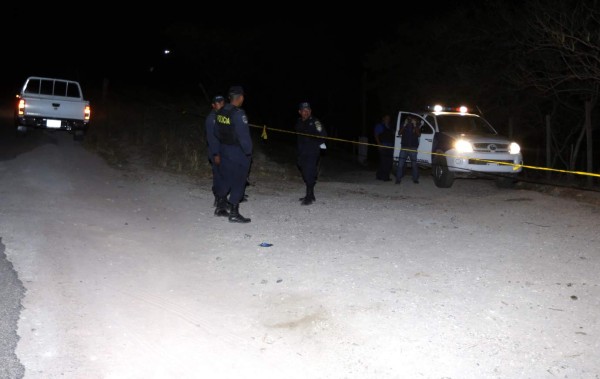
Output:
(454, 139), (473, 153)
(509, 142), (521, 154)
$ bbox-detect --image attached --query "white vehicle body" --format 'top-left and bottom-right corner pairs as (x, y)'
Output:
(15, 76), (91, 141)
(393, 107), (523, 188)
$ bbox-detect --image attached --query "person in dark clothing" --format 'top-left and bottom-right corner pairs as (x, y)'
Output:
(205, 95), (225, 207)
(213, 86), (253, 223)
(295, 102), (327, 206)
(373, 114), (395, 181)
(396, 115), (421, 184)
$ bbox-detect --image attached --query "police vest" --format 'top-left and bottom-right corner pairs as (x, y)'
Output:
(215, 107), (238, 145)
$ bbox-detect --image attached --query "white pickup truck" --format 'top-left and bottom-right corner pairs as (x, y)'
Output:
(393, 105), (523, 188)
(15, 76), (91, 141)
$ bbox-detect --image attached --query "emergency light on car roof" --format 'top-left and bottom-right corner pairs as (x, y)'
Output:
(429, 105), (469, 114)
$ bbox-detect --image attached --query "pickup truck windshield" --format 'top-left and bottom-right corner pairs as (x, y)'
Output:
(436, 114), (497, 135)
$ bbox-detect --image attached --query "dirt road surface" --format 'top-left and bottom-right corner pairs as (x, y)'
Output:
(1, 130), (599, 379)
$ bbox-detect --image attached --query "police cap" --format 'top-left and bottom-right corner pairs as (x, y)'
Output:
(228, 86), (244, 97)
(298, 102), (311, 110)
(212, 95), (225, 103)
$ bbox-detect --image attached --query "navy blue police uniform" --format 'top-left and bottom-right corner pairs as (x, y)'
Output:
(295, 102), (327, 205)
(214, 86), (253, 223)
(205, 95), (225, 206)
(374, 116), (395, 181)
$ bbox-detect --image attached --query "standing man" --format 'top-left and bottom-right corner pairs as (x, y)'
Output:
(205, 95), (225, 208)
(373, 114), (395, 181)
(295, 102), (327, 206)
(213, 86), (253, 223)
(396, 115), (421, 184)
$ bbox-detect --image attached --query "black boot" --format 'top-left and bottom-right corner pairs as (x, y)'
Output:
(298, 188), (307, 202)
(229, 204), (251, 223)
(213, 195), (218, 207)
(301, 186), (315, 206)
(214, 197), (229, 217)
(299, 185), (316, 202)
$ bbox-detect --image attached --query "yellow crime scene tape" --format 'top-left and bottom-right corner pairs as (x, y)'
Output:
(250, 124), (600, 179)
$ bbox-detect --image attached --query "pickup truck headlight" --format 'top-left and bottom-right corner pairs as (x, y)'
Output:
(509, 142), (521, 154)
(454, 139), (473, 153)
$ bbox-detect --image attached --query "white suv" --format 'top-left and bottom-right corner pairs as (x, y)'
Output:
(393, 105), (523, 188)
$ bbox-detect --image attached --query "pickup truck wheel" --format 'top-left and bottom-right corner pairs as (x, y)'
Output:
(73, 131), (85, 142)
(16, 125), (27, 137)
(432, 155), (454, 188)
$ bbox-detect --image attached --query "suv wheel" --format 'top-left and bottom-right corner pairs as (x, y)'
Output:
(433, 155), (454, 188)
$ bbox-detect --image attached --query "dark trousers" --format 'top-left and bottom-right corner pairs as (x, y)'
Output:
(396, 147), (419, 181)
(217, 146), (251, 205)
(298, 153), (320, 187)
(209, 156), (224, 196)
(376, 146), (394, 180)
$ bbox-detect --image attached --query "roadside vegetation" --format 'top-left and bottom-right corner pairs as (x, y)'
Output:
(83, 84), (301, 183)
(84, 85), (209, 174)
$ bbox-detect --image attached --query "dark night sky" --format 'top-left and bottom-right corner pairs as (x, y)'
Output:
(2, 4), (470, 139)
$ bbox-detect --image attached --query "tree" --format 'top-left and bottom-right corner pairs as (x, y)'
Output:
(509, 0), (600, 184)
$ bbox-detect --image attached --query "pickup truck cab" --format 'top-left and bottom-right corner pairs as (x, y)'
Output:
(393, 105), (523, 188)
(15, 76), (91, 141)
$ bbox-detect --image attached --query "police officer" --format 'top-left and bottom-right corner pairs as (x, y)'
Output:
(205, 95), (225, 208)
(374, 114), (395, 181)
(295, 102), (327, 206)
(213, 86), (253, 223)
